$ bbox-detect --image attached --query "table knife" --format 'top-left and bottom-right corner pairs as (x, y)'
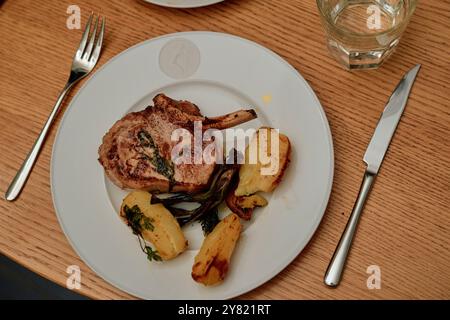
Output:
(324, 64), (421, 287)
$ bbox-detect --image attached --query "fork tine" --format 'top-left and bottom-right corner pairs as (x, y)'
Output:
(90, 17), (105, 63)
(76, 12), (93, 59)
(83, 15), (99, 60)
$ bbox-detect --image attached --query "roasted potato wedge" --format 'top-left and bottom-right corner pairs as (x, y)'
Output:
(235, 127), (291, 196)
(226, 184), (268, 220)
(237, 194), (268, 209)
(120, 190), (188, 261)
(192, 213), (242, 286)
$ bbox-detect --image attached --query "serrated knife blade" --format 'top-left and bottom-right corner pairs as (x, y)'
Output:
(324, 64), (421, 287)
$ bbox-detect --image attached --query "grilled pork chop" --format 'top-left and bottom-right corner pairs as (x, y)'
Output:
(98, 94), (257, 193)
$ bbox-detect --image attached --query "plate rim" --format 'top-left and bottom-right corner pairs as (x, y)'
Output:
(144, 0), (225, 9)
(51, 31), (334, 299)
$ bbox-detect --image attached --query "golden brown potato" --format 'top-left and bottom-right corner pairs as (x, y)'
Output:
(226, 185), (268, 220)
(235, 127), (291, 196)
(192, 214), (242, 286)
(237, 194), (268, 209)
(120, 190), (188, 261)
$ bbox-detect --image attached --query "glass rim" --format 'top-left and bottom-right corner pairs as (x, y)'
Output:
(316, 0), (417, 38)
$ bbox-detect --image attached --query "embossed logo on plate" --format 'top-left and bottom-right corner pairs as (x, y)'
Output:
(159, 38), (201, 79)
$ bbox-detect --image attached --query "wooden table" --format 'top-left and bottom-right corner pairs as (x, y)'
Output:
(1, 0), (449, 300)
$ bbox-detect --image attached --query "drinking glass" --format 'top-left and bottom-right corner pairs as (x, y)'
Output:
(316, 0), (417, 70)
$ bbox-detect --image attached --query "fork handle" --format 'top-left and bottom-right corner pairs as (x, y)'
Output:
(324, 171), (376, 287)
(5, 82), (74, 201)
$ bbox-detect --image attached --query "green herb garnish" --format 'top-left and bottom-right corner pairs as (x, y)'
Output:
(143, 245), (162, 262)
(123, 204), (155, 233)
(142, 216), (155, 231)
(138, 130), (175, 184)
(123, 204), (160, 262)
(136, 236), (162, 262)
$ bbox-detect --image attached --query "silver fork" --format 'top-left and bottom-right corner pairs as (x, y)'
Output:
(5, 13), (106, 201)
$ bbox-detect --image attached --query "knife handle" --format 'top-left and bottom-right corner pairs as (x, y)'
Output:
(324, 171), (376, 287)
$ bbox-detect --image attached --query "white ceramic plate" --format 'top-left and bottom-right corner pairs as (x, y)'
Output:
(144, 0), (224, 8)
(51, 32), (334, 300)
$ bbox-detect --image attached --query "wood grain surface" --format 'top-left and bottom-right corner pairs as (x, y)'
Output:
(1, 0), (449, 300)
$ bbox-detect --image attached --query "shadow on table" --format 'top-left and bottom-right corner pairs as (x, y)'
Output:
(0, 254), (89, 300)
